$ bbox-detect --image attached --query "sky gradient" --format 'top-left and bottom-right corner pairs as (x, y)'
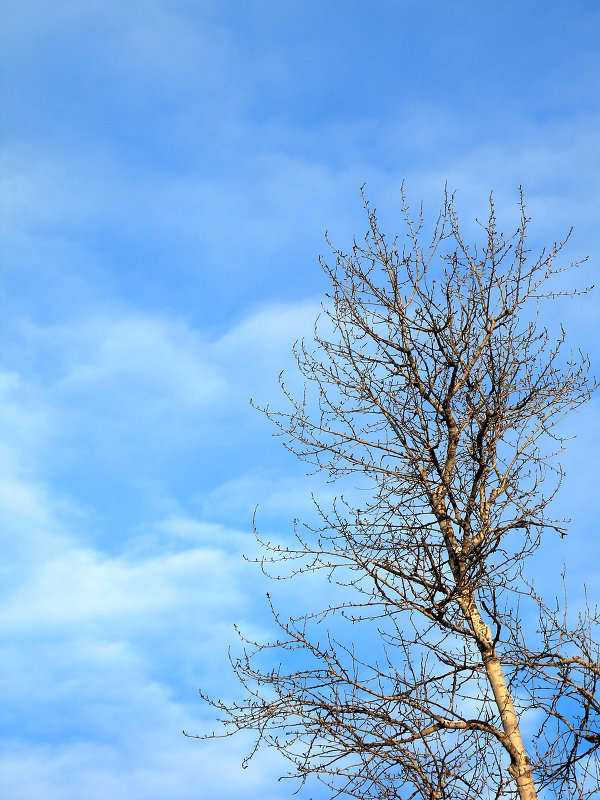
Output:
(1, 2), (600, 798)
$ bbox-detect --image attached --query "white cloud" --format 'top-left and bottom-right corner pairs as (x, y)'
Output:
(1, 5), (598, 795)
(0, 471), (280, 798)
(52, 313), (224, 415)
(0, 734), (290, 800)
(1, 311), (225, 480)
(5, 299), (322, 477)
(0, 543), (242, 632)
(0, 290), (357, 798)
(0, 297), (323, 798)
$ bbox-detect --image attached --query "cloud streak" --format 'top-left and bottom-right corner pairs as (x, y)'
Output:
(1, 2), (599, 798)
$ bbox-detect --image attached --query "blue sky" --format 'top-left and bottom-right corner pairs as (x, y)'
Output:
(1, 1), (599, 798)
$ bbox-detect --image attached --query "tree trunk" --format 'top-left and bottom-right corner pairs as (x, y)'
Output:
(483, 648), (538, 800)
(465, 598), (539, 800)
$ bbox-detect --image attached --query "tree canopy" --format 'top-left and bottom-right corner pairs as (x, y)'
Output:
(194, 188), (599, 800)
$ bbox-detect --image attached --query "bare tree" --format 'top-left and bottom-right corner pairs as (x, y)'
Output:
(192, 189), (599, 800)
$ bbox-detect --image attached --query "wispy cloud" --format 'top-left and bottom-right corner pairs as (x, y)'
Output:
(0, 294), (320, 796)
(2, 1), (599, 797)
